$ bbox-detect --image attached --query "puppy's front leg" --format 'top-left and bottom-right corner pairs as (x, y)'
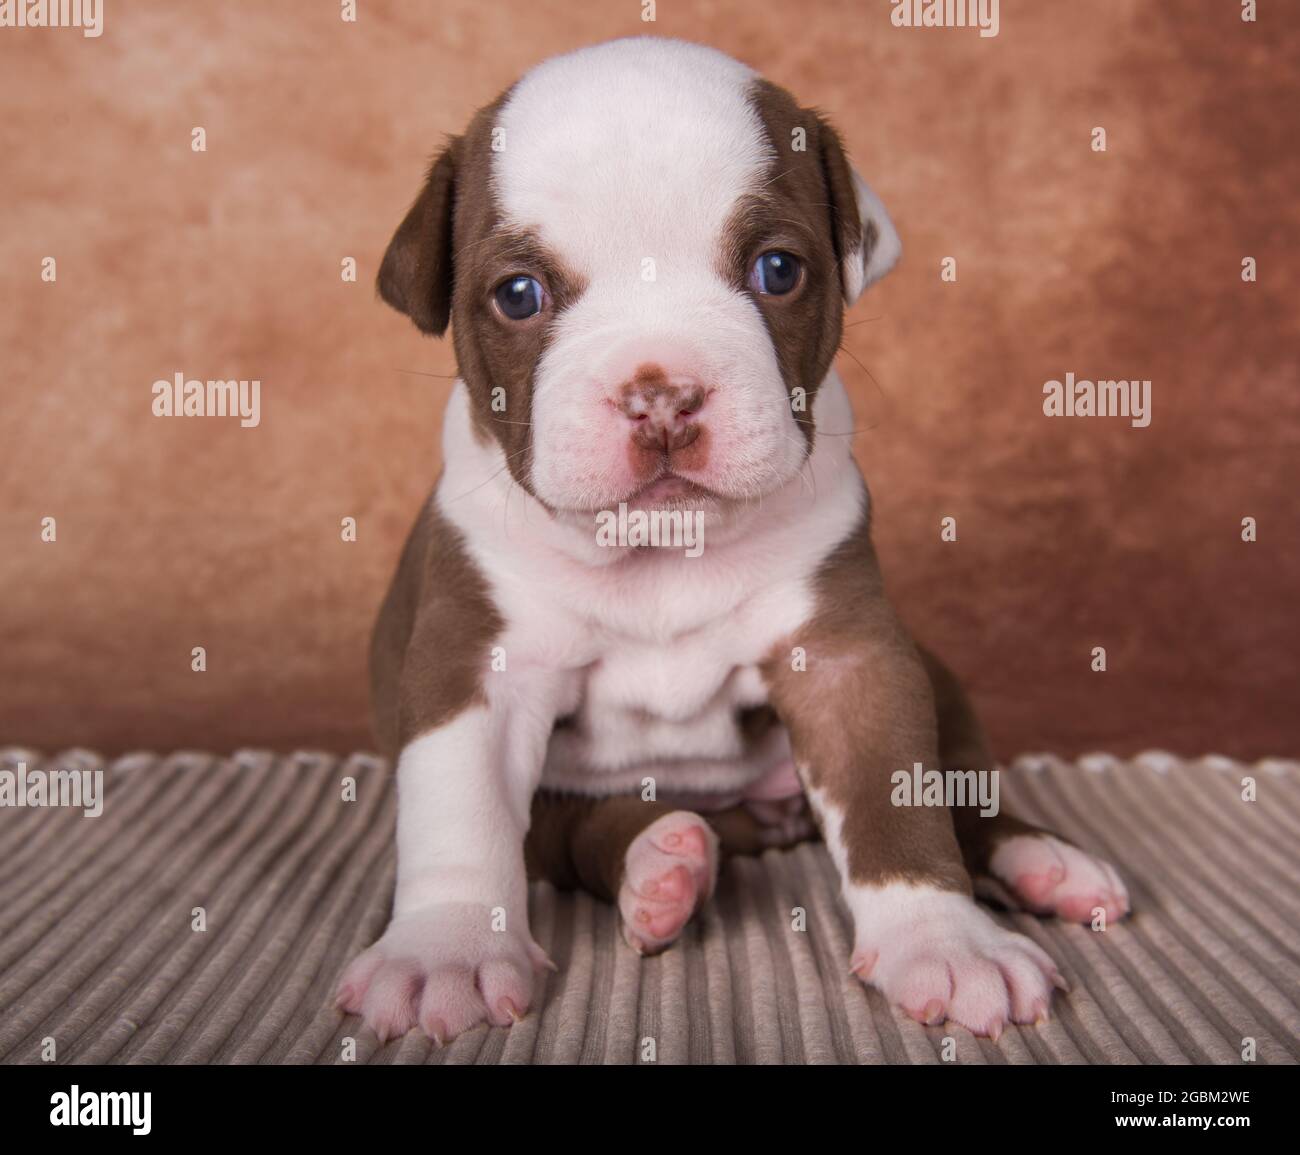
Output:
(764, 519), (1063, 1037)
(337, 699), (553, 1043)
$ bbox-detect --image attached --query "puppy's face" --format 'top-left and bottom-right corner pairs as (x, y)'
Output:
(379, 39), (898, 514)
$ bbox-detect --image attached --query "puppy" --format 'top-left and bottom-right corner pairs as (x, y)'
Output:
(337, 37), (1129, 1044)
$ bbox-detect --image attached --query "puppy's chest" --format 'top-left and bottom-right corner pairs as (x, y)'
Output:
(540, 625), (781, 795)
(586, 629), (767, 720)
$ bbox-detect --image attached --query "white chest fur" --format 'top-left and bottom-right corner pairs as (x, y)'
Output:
(435, 374), (865, 797)
(540, 598), (789, 796)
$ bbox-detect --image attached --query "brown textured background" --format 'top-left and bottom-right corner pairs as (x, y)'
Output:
(1, 0), (1296, 758)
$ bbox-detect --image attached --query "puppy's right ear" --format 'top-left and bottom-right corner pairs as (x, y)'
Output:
(377, 140), (458, 336)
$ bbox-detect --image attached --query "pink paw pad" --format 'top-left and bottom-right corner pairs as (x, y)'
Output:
(619, 811), (718, 955)
(992, 835), (1130, 924)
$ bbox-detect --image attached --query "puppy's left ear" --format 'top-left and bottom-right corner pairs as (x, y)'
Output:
(818, 122), (901, 304)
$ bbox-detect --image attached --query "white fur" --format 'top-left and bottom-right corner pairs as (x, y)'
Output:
(392, 695), (552, 919)
(437, 368), (864, 799)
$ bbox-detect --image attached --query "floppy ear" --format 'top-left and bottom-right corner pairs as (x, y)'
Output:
(818, 122), (901, 304)
(376, 140), (458, 335)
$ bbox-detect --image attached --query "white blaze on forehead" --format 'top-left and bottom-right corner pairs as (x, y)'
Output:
(493, 39), (773, 278)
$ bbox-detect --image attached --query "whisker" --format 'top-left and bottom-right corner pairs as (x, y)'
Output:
(754, 166), (797, 191)
(836, 342), (893, 435)
(445, 444), (532, 503)
(761, 386), (876, 440)
(394, 367), (458, 380)
(837, 341), (886, 396)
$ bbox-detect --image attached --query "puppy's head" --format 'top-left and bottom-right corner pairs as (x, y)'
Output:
(379, 38), (899, 514)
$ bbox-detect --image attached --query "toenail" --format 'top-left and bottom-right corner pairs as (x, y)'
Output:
(849, 950), (877, 979)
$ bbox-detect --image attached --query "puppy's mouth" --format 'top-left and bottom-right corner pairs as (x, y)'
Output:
(622, 474), (715, 507)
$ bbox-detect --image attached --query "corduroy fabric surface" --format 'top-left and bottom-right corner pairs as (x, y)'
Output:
(0, 748), (1295, 1065)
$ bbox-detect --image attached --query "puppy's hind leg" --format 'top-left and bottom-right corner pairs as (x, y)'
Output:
(527, 792), (718, 956)
(924, 647), (1130, 925)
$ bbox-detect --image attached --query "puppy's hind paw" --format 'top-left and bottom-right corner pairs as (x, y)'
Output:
(618, 810), (718, 955)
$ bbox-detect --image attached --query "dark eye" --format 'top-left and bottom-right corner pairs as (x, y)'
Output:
(494, 275), (545, 320)
(750, 251), (801, 296)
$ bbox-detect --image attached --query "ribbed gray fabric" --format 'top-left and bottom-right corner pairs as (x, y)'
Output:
(0, 747), (1295, 1065)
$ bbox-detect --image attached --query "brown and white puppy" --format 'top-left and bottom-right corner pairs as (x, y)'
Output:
(337, 38), (1129, 1045)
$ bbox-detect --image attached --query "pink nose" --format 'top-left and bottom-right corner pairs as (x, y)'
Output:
(617, 365), (706, 453)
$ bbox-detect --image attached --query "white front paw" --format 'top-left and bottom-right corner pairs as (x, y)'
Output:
(848, 886), (1065, 1038)
(335, 902), (550, 1044)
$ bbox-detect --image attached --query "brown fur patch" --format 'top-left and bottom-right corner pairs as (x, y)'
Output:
(921, 646), (1059, 875)
(376, 91), (586, 495)
(525, 792), (667, 899)
(816, 119), (866, 273)
(724, 79), (860, 449)
(369, 488), (504, 755)
(760, 498), (971, 892)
